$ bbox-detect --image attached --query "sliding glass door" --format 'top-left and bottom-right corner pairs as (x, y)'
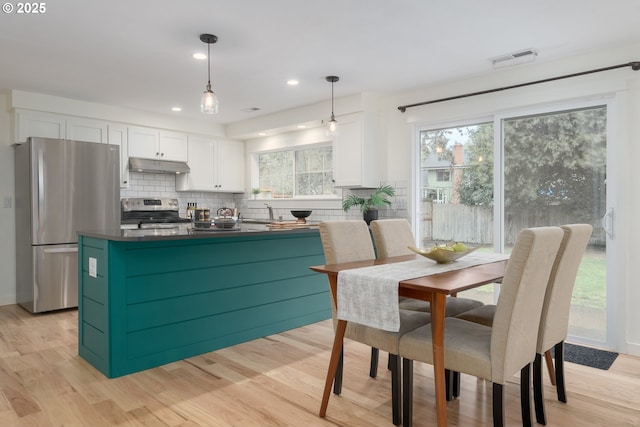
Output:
(500, 104), (609, 344)
(416, 122), (495, 304)
(415, 101), (613, 346)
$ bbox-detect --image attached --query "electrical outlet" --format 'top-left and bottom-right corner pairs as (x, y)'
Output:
(3, 197), (11, 208)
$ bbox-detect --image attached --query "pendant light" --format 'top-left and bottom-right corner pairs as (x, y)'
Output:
(326, 76), (339, 137)
(200, 34), (219, 114)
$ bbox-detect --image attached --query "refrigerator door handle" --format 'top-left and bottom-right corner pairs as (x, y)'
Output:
(43, 247), (78, 254)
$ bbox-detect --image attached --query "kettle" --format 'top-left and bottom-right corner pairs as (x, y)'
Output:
(217, 207), (232, 217)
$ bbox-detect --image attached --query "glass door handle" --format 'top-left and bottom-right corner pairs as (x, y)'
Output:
(601, 208), (614, 239)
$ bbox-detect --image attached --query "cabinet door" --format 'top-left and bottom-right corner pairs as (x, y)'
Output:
(127, 126), (159, 159)
(16, 111), (66, 143)
(215, 140), (245, 192)
(66, 118), (107, 143)
(176, 136), (215, 191)
(333, 114), (363, 188)
(159, 131), (188, 162)
(107, 125), (129, 188)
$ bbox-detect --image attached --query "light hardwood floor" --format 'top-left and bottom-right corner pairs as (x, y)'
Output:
(0, 304), (638, 426)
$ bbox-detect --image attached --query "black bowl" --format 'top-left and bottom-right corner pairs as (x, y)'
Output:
(291, 210), (312, 219)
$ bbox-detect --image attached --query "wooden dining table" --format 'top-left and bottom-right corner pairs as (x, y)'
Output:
(310, 254), (508, 427)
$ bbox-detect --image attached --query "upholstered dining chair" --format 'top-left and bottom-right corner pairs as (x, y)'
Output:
(318, 220), (430, 425)
(370, 219), (484, 317)
(456, 224), (592, 425)
(398, 226), (564, 427)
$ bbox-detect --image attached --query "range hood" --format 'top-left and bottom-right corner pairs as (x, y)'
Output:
(128, 157), (190, 174)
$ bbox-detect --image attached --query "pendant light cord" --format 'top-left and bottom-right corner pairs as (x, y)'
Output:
(331, 80), (334, 116)
(207, 42), (211, 86)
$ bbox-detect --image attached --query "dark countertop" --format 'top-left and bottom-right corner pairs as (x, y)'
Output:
(78, 224), (319, 242)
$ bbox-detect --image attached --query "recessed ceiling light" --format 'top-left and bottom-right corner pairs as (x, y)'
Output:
(258, 132), (267, 136)
(287, 79), (299, 86)
(297, 125), (306, 129)
(193, 53), (207, 60)
(171, 106), (182, 112)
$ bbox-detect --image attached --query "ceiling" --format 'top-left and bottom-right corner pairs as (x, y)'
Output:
(2, 0), (639, 126)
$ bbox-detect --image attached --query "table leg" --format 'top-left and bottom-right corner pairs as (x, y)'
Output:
(320, 319), (346, 417)
(431, 293), (448, 427)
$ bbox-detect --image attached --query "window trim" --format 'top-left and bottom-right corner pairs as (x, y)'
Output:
(250, 141), (342, 204)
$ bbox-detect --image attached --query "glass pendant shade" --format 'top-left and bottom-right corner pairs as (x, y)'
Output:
(201, 83), (218, 114)
(325, 75), (339, 137)
(199, 34), (219, 114)
(326, 114), (338, 137)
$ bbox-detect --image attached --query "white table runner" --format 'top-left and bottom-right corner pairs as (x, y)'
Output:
(336, 252), (510, 332)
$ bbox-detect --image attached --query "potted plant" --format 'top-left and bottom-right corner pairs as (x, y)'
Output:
(342, 184), (395, 224)
(251, 188), (262, 199)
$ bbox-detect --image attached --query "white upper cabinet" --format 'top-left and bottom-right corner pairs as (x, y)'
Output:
(16, 110), (66, 143)
(176, 136), (245, 193)
(176, 136), (215, 191)
(215, 139), (245, 192)
(332, 112), (380, 188)
(158, 131), (188, 162)
(127, 126), (188, 162)
(66, 117), (107, 143)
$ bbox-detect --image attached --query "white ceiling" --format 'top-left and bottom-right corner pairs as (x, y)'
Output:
(2, 0), (639, 126)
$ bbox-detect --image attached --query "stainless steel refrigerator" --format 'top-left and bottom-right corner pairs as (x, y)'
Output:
(15, 137), (120, 313)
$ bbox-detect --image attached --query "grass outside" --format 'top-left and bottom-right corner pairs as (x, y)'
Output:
(459, 246), (606, 310)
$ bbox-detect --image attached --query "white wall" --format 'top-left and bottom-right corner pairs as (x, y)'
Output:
(0, 94), (16, 305)
(379, 43), (640, 355)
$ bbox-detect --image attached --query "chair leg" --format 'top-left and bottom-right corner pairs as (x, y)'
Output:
(520, 363), (533, 427)
(445, 369), (457, 401)
(370, 347), (379, 378)
(492, 382), (504, 427)
(389, 354), (402, 426)
(533, 353), (547, 425)
(402, 358), (413, 427)
(555, 341), (567, 403)
(333, 346), (344, 395)
(544, 350), (556, 386)
(453, 371), (461, 397)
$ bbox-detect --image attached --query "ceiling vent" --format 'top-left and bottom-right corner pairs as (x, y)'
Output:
(490, 48), (537, 69)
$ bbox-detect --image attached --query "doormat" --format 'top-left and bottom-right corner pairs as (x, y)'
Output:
(552, 343), (618, 370)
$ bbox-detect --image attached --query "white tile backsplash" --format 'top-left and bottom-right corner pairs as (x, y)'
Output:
(121, 173), (408, 222)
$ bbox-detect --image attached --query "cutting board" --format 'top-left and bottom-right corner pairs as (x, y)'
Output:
(266, 221), (317, 229)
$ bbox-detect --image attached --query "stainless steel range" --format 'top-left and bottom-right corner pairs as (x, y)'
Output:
(121, 198), (192, 229)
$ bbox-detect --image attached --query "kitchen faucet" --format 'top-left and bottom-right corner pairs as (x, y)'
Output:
(265, 203), (274, 220)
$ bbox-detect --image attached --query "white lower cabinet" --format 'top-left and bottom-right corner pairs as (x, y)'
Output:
(176, 137), (245, 193)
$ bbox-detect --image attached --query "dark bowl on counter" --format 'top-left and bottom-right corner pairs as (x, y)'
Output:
(291, 210), (312, 224)
(291, 210), (312, 219)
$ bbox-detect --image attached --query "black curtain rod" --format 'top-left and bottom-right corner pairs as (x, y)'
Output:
(397, 61), (640, 113)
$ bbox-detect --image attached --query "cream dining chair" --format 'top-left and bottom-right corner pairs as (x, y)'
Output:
(398, 226), (564, 427)
(370, 218), (486, 398)
(456, 224), (592, 425)
(318, 220), (430, 425)
(370, 219), (484, 317)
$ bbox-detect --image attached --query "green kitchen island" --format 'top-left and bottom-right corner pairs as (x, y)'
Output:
(77, 226), (330, 378)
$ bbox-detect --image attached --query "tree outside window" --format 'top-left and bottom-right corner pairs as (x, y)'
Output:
(258, 145), (336, 198)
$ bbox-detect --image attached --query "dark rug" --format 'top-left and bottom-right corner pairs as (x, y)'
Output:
(552, 343), (618, 370)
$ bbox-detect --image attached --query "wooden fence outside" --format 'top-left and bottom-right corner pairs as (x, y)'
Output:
(420, 201), (604, 246)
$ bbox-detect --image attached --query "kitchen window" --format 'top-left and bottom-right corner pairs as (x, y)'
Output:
(258, 145), (336, 198)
